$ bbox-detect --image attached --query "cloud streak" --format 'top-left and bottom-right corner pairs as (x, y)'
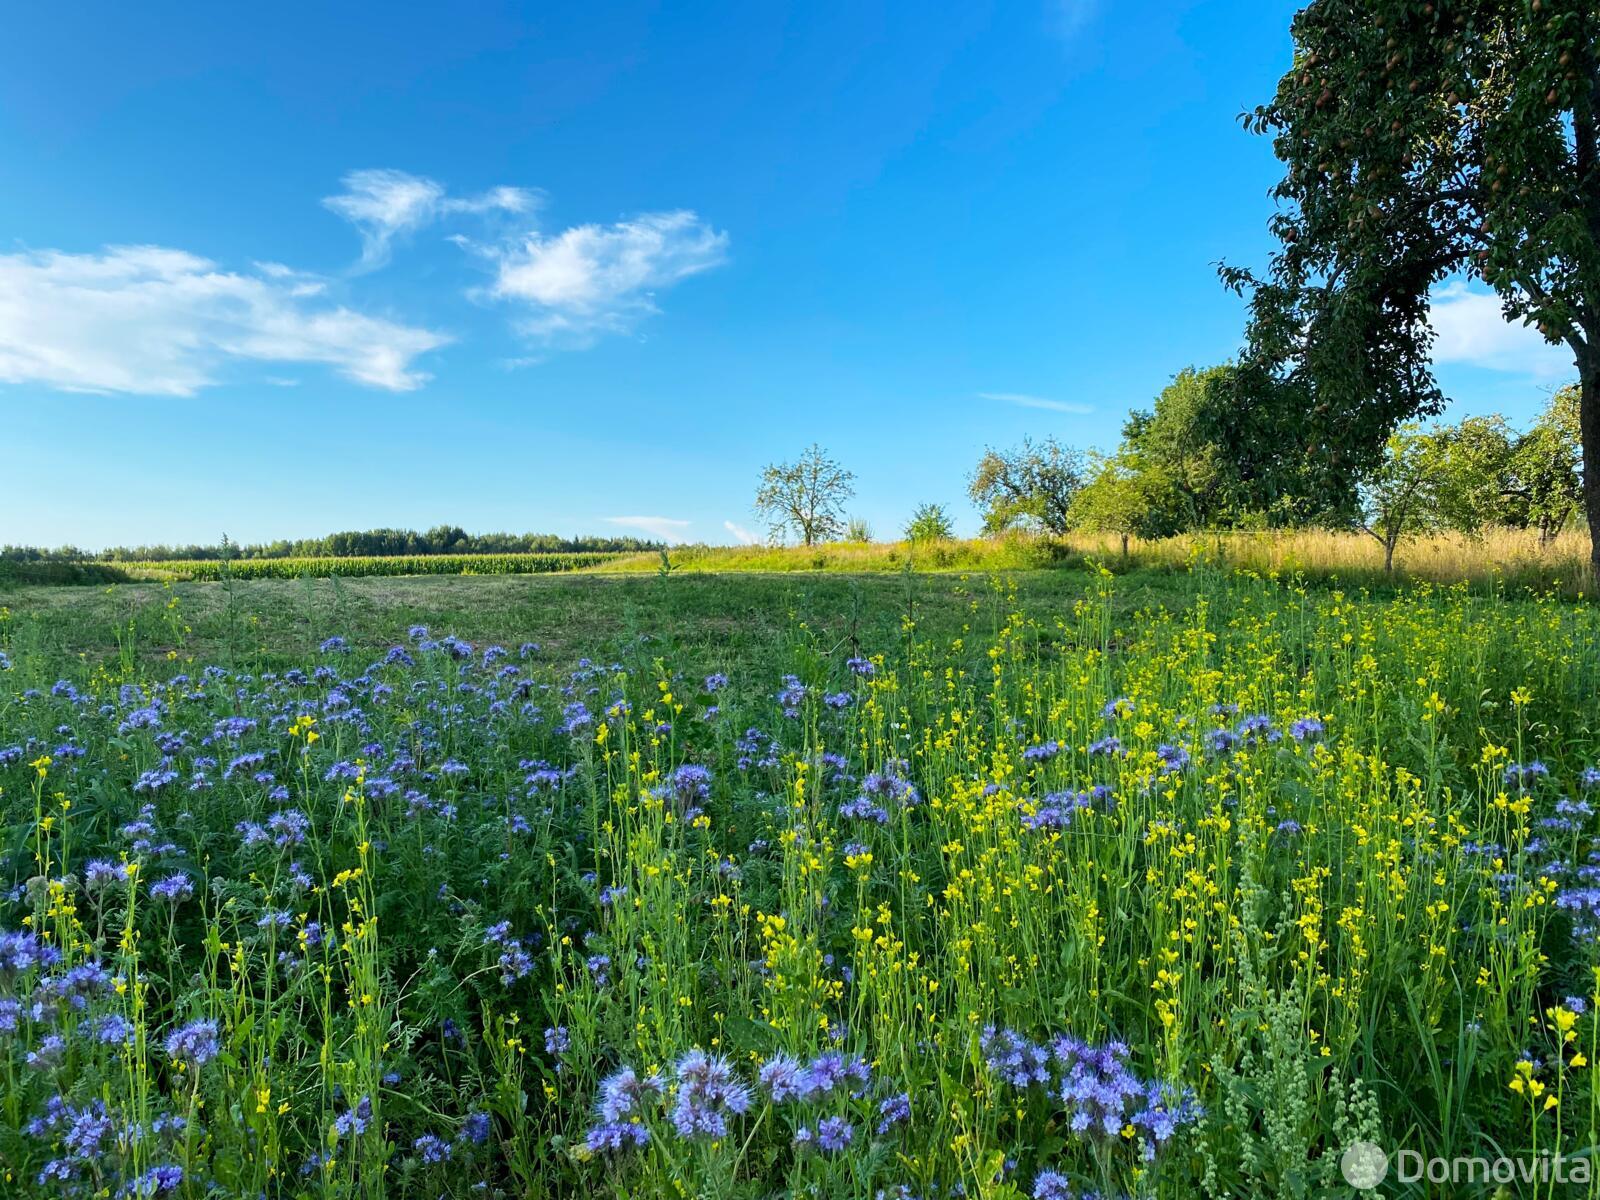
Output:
(0, 246), (447, 396)
(724, 520), (760, 545)
(603, 515), (692, 542)
(979, 391), (1093, 415)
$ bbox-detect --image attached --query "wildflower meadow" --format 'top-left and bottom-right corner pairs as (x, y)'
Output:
(3, 567), (1600, 1198)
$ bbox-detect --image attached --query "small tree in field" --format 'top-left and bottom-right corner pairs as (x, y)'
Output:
(754, 445), (856, 546)
(968, 437), (1086, 534)
(1069, 453), (1167, 560)
(904, 503), (955, 543)
(1506, 385), (1584, 544)
(1361, 425), (1444, 572)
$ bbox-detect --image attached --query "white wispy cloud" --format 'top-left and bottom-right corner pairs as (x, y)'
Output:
(603, 515), (692, 542)
(489, 211), (729, 346)
(323, 169), (535, 271)
(979, 391), (1093, 415)
(1430, 282), (1576, 379)
(724, 520), (760, 545)
(0, 246), (447, 396)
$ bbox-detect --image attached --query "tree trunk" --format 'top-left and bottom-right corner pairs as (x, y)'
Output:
(1384, 537), (1396, 573)
(1120, 532), (1130, 561)
(1582, 348), (1600, 574)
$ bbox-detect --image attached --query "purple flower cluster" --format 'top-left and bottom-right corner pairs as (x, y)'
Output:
(163, 1018), (220, 1068)
(659, 763), (712, 809)
(776, 675), (809, 718)
(736, 727), (781, 771)
(333, 1095), (373, 1137)
(1504, 760), (1551, 790)
(1031, 1170), (1101, 1200)
(841, 767), (920, 824)
(671, 1049), (754, 1139)
(1288, 717), (1325, 742)
(0, 929), (63, 976)
(1020, 789), (1108, 832)
(758, 1050), (873, 1103)
(983, 1027), (1200, 1161)
(1156, 744), (1191, 774)
(583, 1063), (667, 1153)
(794, 1113), (854, 1152)
(981, 1025), (1054, 1088)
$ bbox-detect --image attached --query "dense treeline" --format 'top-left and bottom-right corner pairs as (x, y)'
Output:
(954, 378), (1585, 569)
(0, 524), (659, 563)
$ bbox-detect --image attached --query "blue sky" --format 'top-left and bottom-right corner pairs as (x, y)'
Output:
(1, 0), (1578, 549)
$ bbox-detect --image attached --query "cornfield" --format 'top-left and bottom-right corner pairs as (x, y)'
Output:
(116, 553), (627, 581)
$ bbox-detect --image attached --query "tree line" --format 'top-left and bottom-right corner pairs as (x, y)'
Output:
(752, 376), (1582, 570)
(0, 526), (660, 563)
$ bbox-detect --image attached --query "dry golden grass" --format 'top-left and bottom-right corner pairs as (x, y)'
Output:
(596, 527), (1595, 594)
(1060, 526), (1594, 592)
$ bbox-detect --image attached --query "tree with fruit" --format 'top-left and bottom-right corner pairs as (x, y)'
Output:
(1225, 0), (1600, 564)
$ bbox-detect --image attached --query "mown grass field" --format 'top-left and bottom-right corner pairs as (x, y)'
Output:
(0, 570), (1123, 676)
(2, 565), (1599, 1198)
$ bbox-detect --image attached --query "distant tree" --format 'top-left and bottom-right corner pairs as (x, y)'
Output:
(1361, 425), (1445, 572)
(845, 517), (873, 543)
(1068, 452), (1173, 558)
(904, 503), (955, 543)
(1506, 385), (1584, 544)
(1226, 1), (1600, 566)
(1429, 415), (1517, 533)
(754, 444), (856, 546)
(968, 437), (1085, 535)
